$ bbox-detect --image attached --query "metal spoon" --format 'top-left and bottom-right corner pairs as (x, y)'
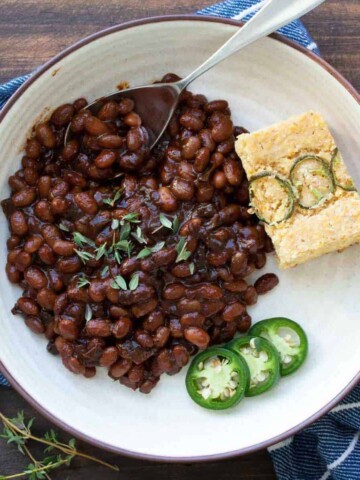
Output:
(65, 0), (325, 148)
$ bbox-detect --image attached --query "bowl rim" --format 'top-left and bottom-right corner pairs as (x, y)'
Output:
(0, 14), (359, 463)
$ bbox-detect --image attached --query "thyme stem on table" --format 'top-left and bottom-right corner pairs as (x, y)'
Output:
(0, 411), (119, 479)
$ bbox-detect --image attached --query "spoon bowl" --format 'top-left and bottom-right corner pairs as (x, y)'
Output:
(64, 0), (325, 153)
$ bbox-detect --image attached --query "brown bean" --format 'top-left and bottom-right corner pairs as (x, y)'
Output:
(170, 178), (194, 201)
(34, 200), (54, 222)
(156, 349), (175, 373)
(62, 140), (79, 161)
(135, 330), (154, 348)
(152, 248), (177, 268)
(177, 161), (195, 181)
(50, 198), (69, 215)
(25, 138), (42, 159)
(23, 167), (39, 186)
(123, 112), (141, 127)
(6, 263), (21, 283)
(25, 316), (45, 334)
(24, 266), (47, 289)
(163, 283), (185, 300)
(230, 251), (247, 275)
(142, 311), (164, 332)
(199, 129), (216, 151)
(126, 127), (142, 151)
(172, 345), (190, 367)
(131, 298), (158, 318)
(17, 297), (40, 316)
(9, 174), (27, 192)
(197, 183), (214, 202)
(51, 104), (75, 126)
(184, 327), (210, 349)
(109, 358), (132, 378)
(7, 235), (21, 249)
(205, 100), (228, 113)
(206, 251), (229, 267)
(254, 252), (267, 269)
(86, 319), (112, 337)
(254, 273), (279, 295)
(223, 280), (247, 293)
(95, 150), (117, 169)
(67, 357), (86, 375)
(15, 251), (32, 271)
(83, 367), (96, 378)
(8, 248), (22, 265)
(112, 317), (132, 339)
(87, 280), (105, 303)
(178, 299), (202, 315)
(99, 346), (119, 367)
(211, 114), (233, 142)
(180, 312), (205, 328)
(41, 224), (60, 247)
(194, 147), (210, 173)
(118, 98), (135, 115)
(153, 326), (170, 348)
(168, 318), (182, 338)
(192, 284), (223, 300)
(171, 263), (193, 278)
(216, 138), (235, 155)
(38, 176), (51, 198)
(38, 244), (56, 265)
(222, 302), (246, 322)
(213, 171), (227, 189)
(202, 301), (225, 318)
(180, 109), (204, 131)
(70, 110), (92, 133)
(237, 313), (252, 333)
(36, 288), (57, 310)
(243, 286), (258, 306)
(74, 191), (98, 215)
(157, 186), (177, 212)
(56, 256), (82, 273)
(84, 115), (109, 136)
(98, 101), (119, 121)
(98, 134), (123, 149)
(182, 136), (201, 160)
(10, 211), (28, 236)
(12, 188), (36, 207)
(128, 365), (144, 384)
(52, 240), (75, 257)
(73, 97), (88, 111)
(36, 123), (56, 148)
(223, 158), (243, 186)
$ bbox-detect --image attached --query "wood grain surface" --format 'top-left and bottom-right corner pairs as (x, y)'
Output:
(0, 1), (359, 478)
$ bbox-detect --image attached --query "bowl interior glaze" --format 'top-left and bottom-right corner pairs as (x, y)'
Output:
(0, 17), (359, 461)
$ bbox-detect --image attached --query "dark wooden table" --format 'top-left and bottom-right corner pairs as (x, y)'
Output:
(0, 1), (359, 478)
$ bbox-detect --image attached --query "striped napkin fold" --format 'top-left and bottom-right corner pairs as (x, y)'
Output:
(1, 1), (359, 479)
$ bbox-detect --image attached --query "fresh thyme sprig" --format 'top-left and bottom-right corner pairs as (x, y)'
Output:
(77, 275), (90, 289)
(0, 411), (119, 479)
(109, 273), (140, 291)
(73, 232), (95, 249)
(136, 241), (165, 260)
(152, 214), (180, 234)
(102, 188), (123, 207)
(85, 304), (93, 322)
(175, 237), (192, 263)
(74, 249), (94, 264)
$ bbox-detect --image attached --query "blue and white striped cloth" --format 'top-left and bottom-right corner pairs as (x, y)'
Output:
(1, 1), (359, 478)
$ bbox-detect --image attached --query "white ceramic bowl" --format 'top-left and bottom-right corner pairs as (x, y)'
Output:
(0, 16), (359, 462)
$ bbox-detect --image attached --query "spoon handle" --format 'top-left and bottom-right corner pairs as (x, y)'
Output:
(179, 0), (325, 89)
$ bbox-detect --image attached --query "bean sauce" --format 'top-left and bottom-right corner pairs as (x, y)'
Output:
(2, 73), (277, 394)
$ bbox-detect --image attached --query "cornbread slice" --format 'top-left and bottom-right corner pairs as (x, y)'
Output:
(235, 111), (360, 268)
